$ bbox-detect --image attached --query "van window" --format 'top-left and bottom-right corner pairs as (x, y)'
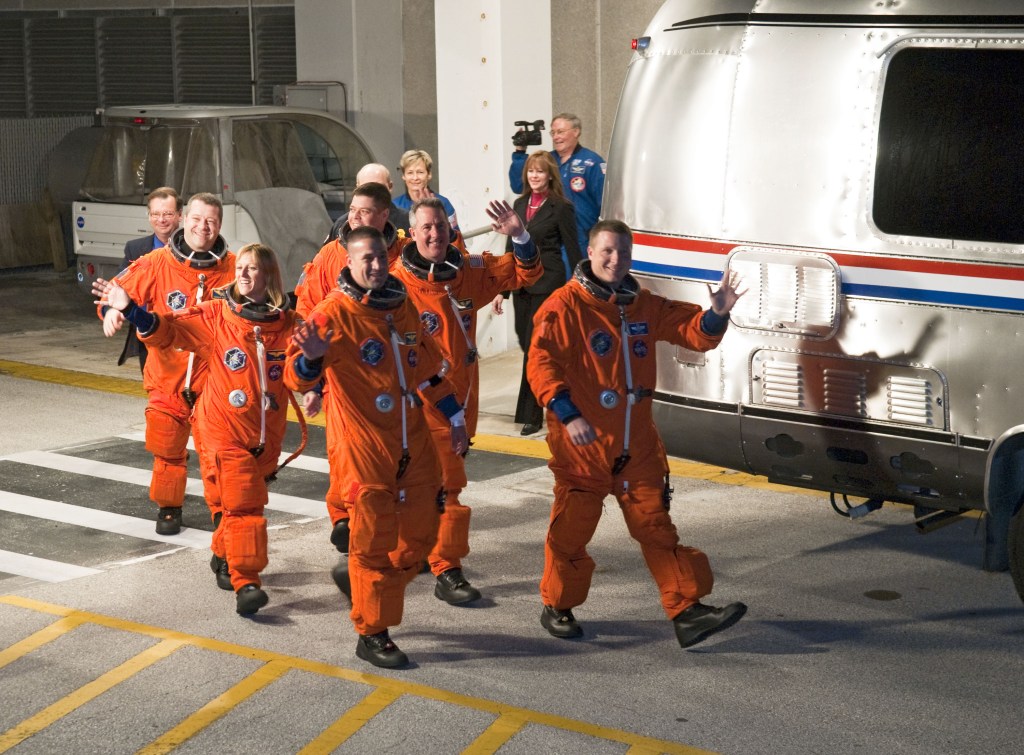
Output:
(874, 48), (1024, 244)
(231, 119), (319, 193)
(286, 113), (373, 191)
(80, 123), (219, 203)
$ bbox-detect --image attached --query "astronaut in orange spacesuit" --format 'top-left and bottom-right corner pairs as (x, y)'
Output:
(392, 197), (542, 606)
(95, 243), (300, 617)
(98, 193), (235, 536)
(294, 181), (408, 555)
(295, 181), (406, 320)
(527, 219), (748, 649)
(286, 226), (468, 669)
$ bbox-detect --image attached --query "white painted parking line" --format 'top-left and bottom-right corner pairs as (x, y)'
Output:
(0, 490), (211, 548)
(0, 549), (102, 582)
(3, 451), (326, 518)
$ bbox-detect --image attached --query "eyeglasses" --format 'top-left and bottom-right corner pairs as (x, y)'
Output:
(149, 212), (178, 219)
(349, 207), (382, 217)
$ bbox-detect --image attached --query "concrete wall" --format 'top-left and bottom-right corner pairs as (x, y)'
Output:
(551, 0), (664, 159)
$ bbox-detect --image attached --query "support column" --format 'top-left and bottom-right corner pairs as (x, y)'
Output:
(293, 0), (405, 169)
(433, 0), (553, 232)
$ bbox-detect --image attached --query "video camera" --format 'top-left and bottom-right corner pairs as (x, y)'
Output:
(512, 119), (545, 148)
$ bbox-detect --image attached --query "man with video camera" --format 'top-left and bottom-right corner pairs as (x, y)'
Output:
(509, 112), (605, 255)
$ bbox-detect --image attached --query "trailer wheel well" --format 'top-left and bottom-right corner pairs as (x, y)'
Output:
(984, 432), (1024, 573)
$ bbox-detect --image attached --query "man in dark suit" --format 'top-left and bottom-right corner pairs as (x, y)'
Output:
(118, 187), (182, 373)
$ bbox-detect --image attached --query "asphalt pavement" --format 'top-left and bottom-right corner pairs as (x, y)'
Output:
(1, 268), (1022, 755)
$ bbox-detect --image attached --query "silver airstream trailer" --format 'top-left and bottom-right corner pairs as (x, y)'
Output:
(605, 1), (1024, 599)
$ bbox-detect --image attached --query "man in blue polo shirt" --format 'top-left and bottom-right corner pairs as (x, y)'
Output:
(509, 112), (605, 255)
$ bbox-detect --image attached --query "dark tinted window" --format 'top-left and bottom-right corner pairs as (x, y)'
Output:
(874, 48), (1024, 244)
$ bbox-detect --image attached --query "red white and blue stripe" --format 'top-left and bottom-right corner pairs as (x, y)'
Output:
(632, 232), (1024, 313)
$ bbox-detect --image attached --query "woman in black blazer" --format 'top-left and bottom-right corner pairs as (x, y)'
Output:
(501, 151), (582, 435)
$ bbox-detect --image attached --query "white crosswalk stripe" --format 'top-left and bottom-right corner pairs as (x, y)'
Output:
(0, 490), (211, 547)
(117, 431), (331, 474)
(0, 437), (330, 586)
(0, 550), (102, 582)
(4, 450), (326, 518)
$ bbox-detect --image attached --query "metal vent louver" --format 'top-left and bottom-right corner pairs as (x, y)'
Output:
(761, 360), (805, 408)
(887, 376), (934, 426)
(729, 248), (840, 338)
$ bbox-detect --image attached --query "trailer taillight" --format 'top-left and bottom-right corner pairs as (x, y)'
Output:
(632, 36), (650, 51)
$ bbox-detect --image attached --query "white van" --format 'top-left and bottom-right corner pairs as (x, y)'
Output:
(606, 1), (1024, 599)
(69, 104), (374, 290)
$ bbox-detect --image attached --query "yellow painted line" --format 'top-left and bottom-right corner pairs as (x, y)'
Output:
(0, 356), (810, 497)
(0, 359), (147, 399)
(0, 615), (88, 671)
(0, 638), (184, 753)
(138, 660), (291, 755)
(463, 713), (527, 754)
(0, 596), (714, 754)
(471, 433), (550, 460)
(297, 687), (402, 754)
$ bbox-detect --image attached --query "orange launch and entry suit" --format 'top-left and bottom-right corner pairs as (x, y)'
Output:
(527, 262), (728, 620)
(293, 221), (406, 532)
(285, 270), (462, 637)
(138, 290), (298, 591)
(392, 238), (542, 576)
(99, 233), (235, 516)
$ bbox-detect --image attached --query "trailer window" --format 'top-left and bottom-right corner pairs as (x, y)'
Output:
(80, 124), (218, 203)
(874, 48), (1024, 244)
(231, 119), (318, 193)
(286, 113), (373, 191)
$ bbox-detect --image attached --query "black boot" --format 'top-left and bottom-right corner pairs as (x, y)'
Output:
(331, 559), (351, 601)
(329, 519), (350, 554)
(434, 568), (481, 605)
(235, 584), (269, 616)
(540, 605), (583, 639)
(156, 507), (182, 536)
(356, 630), (409, 668)
(672, 602), (747, 648)
(210, 554), (233, 591)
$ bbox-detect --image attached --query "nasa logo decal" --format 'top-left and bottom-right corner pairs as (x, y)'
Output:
(589, 329), (613, 357)
(570, 176), (586, 193)
(407, 348), (418, 367)
(420, 310), (441, 335)
(167, 290), (188, 310)
(268, 364), (283, 381)
(361, 338), (385, 366)
(224, 347), (247, 371)
(632, 339), (649, 358)
(461, 313), (473, 330)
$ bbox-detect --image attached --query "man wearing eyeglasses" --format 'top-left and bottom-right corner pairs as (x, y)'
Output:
(116, 187), (182, 374)
(295, 182), (404, 320)
(509, 112), (605, 254)
(324, 163), (410, 242)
